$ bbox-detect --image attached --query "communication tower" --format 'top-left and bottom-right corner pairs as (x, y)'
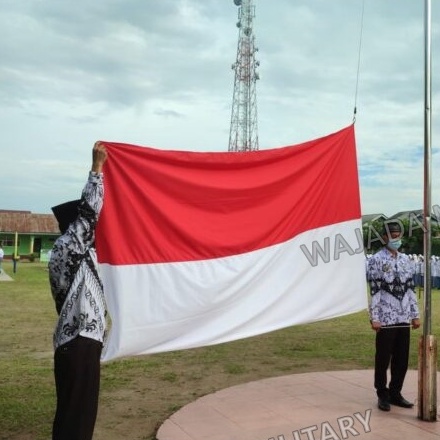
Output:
(228, 0), (260, 151)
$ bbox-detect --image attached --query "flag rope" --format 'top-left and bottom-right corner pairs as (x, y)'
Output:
(353, 0), (366, 123)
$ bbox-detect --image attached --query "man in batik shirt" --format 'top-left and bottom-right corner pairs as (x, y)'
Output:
(49, 142), (108, 440)
(367, 222), (420, 412)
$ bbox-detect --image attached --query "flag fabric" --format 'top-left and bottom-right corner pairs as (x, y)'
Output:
(97, 124), (367, 362)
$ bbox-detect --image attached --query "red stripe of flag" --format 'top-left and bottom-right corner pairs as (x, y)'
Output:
(96, 124), (360, 265)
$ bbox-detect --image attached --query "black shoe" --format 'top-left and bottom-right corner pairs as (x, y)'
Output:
(390, 395), (414, 408)
(378, 398), (391, 411)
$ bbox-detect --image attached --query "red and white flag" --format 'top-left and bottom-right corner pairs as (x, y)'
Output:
(97, 124), (367, 361)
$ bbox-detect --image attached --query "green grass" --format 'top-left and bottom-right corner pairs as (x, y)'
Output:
(0, 260), (435, 440)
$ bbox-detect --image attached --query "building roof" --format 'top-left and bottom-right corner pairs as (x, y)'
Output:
(388, 209), (423, 220)
(0, 210), (59, 234)
(388, 209), (439, 223)
(362, 213), (387, 224)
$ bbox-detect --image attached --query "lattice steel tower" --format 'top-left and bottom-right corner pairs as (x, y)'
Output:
(228, 0), (260, 152)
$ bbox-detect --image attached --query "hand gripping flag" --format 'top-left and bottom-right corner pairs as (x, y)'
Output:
(97, 124), (367, 361)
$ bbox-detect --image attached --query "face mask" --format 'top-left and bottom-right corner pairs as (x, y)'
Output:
(387, 239), (402, 250)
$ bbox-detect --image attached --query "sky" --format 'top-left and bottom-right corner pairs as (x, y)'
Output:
(1, 0), (440, 217)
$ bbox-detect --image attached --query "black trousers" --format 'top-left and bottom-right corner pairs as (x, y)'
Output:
(52, 336), (102, 440)
(374, 324), (410, 399)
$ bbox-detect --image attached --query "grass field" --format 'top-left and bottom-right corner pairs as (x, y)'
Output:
(0, 260), (435, 440)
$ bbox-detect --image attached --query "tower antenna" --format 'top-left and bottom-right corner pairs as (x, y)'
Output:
(228, 0), (260, 152)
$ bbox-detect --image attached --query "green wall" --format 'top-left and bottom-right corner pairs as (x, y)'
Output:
(0, 233), (58, 259)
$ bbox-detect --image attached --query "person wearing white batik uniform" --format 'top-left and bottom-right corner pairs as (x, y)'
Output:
(431, 255), (439, 289)
(435, 256), (440, 289)
(49, 143), (108, 440)
(418, 254), (425, 287)
(367, 222), (420, 413)
(408, 254), (416, 285)
(0, 244), (4, 273)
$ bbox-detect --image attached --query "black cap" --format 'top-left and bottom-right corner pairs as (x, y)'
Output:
(382, 222), (402, 235)
(51, 200), (81, 234)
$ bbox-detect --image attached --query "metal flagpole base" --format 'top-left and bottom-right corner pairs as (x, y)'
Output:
(418, 335), (437, 421)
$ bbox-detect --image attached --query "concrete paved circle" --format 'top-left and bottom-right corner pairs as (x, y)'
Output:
(157, 369), (440, 440)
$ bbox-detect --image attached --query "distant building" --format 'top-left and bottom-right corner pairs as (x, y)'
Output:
(388, 209), (440, 225)
(388, 209), (424, 223)
(0, 209), (59, 261)
(362, 213), (387, 225)
(363, 210), (440, 226)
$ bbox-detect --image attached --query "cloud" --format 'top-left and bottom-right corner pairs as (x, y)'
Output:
(0, 0), (439, 217)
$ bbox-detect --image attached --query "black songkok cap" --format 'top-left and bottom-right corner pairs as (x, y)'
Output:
(51, 200), (81, 234)
(382, 222), (402, 235)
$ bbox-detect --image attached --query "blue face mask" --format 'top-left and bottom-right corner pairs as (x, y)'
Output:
(387, 239), (402, 250)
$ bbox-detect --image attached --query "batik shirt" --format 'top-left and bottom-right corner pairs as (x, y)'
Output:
(367, 247), (419, 325)
(49, 171), (107, 350)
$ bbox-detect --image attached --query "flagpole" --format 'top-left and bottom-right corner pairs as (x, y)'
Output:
(418, 0), (437, 421)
